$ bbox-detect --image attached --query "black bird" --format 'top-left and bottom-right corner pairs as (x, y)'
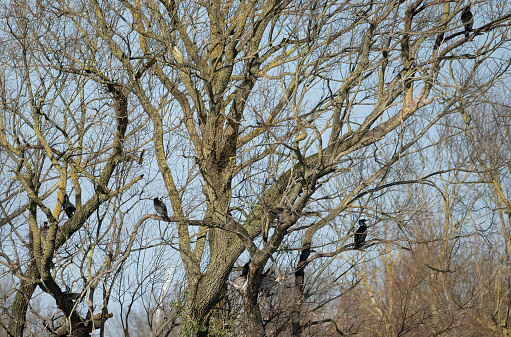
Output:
(63, 194), (76, 219)
(461, 5), (473, 37)
(230, 261), (280, 296)
(259, 267), (277, 296)
(240, 261), (250, 277)
(231, 261), (250, 290)
(153, 197), (170, 221)
(63, 285), (81, 303)
(354, 219), (368, 249)
(269, 207), (284, 221)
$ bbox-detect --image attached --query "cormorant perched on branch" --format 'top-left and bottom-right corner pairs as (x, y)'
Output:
(231, 261), (250, 291)
(354, 219), (368, 249)
(63, 194), (76, 219)
(63, 285), (81, 303)
(259, 267), (277, 296)
(240, 261), (249, 277)
(461, 5), (473, 37)
(230, 261), (278, 296)
(153, 197), (170, 221)
(269, 207), (284, 220)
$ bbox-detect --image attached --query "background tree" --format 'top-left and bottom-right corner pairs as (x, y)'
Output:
(0, 1), (147, 335)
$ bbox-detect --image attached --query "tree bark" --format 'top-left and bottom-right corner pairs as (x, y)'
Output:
(243, 295), (266, 337)
(243, 263), (266, 337)
(7, 262), (38, 337)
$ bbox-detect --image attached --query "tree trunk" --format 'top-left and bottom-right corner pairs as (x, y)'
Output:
(243, 295), (266, 337)
(7, 262), (38, 337)
(243, 263), (267, 337)
(179, 243), (243, 336)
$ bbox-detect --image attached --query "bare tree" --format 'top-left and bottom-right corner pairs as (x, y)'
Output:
(1, 0), (511, 336)
(0, 2), (148, 336)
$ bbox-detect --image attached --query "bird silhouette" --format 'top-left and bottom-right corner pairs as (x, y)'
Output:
(63, 285), (81, 303)
(240, 260), (250, 277)
(269, 207), (284, 220)
(461, 5), (473, 37)
(231, 261), (250, 291)
(63, 194), (76, 219)
(230, 260), (278, 296)
(153, 197), (170, 221)
(354, 219), (368, 249)
(258, 267), (277, 296)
